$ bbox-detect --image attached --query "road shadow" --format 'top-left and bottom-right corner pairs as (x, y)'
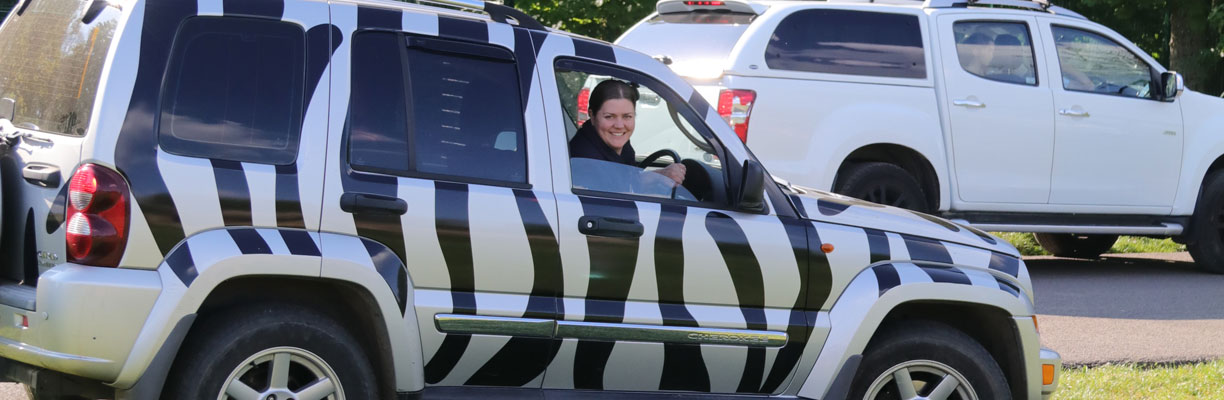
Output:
(1027, 253), (1224, 319)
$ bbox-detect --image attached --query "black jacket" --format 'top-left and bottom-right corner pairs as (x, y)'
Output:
(568, 121), (635, 166)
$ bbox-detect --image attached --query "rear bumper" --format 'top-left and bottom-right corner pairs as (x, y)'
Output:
(0, 264), (161, 384)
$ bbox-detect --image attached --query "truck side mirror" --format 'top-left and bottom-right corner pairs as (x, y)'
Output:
(1161, 71), (1184, 101)
(737, 160), (767, 212)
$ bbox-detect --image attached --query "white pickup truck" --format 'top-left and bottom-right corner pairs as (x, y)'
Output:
(617, 0), (1224, 270)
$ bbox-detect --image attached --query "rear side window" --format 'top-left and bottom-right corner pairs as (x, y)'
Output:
(348, 32), (527, 186)
(159, 17), (306, 165)
(765, 9), (925, 79)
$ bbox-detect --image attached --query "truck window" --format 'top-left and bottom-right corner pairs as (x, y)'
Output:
(1051, 25), (1155, 99)
(765, 9), (925, 79)
(954, 21), (1038, 86)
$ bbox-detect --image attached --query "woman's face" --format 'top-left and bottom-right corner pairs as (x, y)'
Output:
(594, 98), (636, 154)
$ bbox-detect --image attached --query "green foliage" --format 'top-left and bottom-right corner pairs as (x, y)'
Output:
(512, 0), (655, 41)
(1055, 361), (1224, 399)
(994, 232), (1185, 256)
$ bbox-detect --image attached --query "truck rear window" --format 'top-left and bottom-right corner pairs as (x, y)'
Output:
(0, 0), (120, 136)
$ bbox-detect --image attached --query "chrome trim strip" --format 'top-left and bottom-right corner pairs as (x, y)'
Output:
(556, 320), (787, 347)
(434, 314), (554, 338)
(961, 222), (1183, 235)
(434, 314), (788, 347)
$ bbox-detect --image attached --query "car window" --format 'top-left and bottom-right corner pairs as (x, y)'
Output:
(1051, 25), (1154, 99)
(556, 61), (728, 206)
(954, 21), (1037, 86)
(158, 17), (305, 164)
(347, 31), (528, 186)
(765, 9), (925, 79)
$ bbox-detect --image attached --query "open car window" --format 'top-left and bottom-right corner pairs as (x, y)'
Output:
(555, 59), (730, 207)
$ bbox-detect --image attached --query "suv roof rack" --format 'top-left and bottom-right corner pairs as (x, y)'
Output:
(923, 0), (1087, 19)
(412, 0), (548, 31)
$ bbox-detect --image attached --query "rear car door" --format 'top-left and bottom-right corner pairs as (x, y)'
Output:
(0, 0), (120, 287)
(320, 3), (560, 389)
(938, 14), (1056, 204)
(540, 54), (815, 395)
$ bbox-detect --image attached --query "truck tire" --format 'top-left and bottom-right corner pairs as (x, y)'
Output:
(849, 320), (1010, 400)
(1188, 171), (1224, 274)
(1034, 233), (1117, 259)
(835, 162), (930, 213)
(164, 303), (378, 400)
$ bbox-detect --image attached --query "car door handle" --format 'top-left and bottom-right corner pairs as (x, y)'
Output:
(340, 193), (407, 215)
(1058, 108), (1090, 117)
(578, 216), (644, 238)
(22, 163), (59, 187)
(952, 99), (985, 108)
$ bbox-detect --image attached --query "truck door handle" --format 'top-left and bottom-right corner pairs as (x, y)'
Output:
(1058, 108), (1090, 117)
(340, 193), (407, 215)
(578, 216), (644, 238)
(952, 99), (985, 108)
(22, 163), (59, 187)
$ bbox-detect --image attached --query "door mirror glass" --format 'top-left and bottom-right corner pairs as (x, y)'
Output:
(0, 98), (14, 122)
(737, 160), (766, 212)
(1162, 71), (1184, 101)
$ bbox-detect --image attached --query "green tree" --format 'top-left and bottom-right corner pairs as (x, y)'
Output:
(512, 0), (654, 41)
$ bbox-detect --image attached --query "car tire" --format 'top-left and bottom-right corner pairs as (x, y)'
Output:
(835, 162), (931, 213)
(163, 303), (378, 400)
(1033, 233), (1117, 259)
(1188, 171), (1224, 274)
(849, 320), (1010, 400)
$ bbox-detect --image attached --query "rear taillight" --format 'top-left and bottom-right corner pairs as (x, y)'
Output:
(576, 87), (592, 125)
(66, 164), (130, 267)
(717, 89), (756, 143)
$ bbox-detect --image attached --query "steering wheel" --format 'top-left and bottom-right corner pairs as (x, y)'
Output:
(638, 149), (682, 168)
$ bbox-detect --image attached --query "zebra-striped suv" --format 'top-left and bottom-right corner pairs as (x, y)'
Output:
(0, 0), (1058, 399)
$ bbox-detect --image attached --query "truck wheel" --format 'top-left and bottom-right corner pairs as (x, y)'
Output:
(836, 162), (930, 213)
(849, 320), (1010, 400)
(1188, 171), (1224, 274)
(164, 303), (377, 400)
(1033, 233), (1117, 259)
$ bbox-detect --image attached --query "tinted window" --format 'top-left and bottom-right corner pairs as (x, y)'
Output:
(1052, 26), (1154, 99)
(765, 9), (925, 79)
(348, 33), (527, 185)
(159, 17), (305, 164)
(954, 21), (1037, 86)
(348, 31), (410, 173)
(0, 0), (121, 135)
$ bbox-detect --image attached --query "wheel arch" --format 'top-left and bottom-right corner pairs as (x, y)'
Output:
(834, 143), (941, 210)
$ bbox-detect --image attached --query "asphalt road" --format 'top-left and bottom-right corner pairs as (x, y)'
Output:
(1030, 251), (1224, 367)
(0, 252), (1217, 398)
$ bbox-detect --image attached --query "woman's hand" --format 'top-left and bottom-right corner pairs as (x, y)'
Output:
(653, 163), (687, 185)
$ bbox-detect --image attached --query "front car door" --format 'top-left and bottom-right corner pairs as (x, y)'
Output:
(320, 2), (559, 389)
(1038, 17), (1183, 208)
(537, 39), (820, 395)
(938, 13), (1056, 204)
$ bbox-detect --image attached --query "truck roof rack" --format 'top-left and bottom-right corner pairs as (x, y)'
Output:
(412, 0), (548, 31)
(922, 0), (1087, 19)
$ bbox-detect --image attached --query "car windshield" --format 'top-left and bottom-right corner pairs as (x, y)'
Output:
(0, 0), (121, 135)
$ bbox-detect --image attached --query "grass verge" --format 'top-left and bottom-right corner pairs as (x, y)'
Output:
(991, 232), (1185, 256)
(1054, 361), (1224, 399)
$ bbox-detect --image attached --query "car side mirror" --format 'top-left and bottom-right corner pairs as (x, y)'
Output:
(1161, 71), (1184, 101)
(737, 160), (766, 212)
(0, 98), (14, 122)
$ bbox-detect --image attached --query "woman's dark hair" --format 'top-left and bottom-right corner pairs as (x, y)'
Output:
(588, 79), (640, 117)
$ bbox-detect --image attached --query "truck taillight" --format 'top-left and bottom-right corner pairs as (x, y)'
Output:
(576, 87), (592, 125)
(718, 89), (755, 143)
(66, 164), (129, 267)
